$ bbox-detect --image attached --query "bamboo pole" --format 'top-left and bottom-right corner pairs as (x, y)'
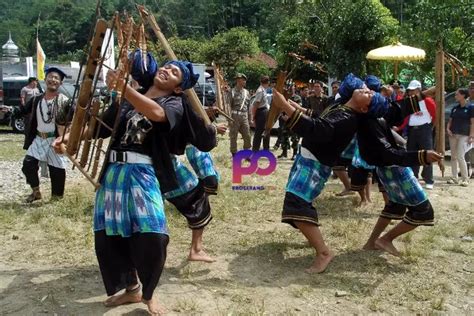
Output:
(265, 71), (287, 135)
(434, 41), (445, 177)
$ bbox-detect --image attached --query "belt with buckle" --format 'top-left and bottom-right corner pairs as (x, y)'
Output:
(109, 150), (153, 164)
(37, 131), (55, 139)
(409, 123), (432, 129)
(231, 110), (247, 115)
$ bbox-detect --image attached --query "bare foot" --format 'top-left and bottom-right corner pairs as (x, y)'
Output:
(188, 249), (216, 263)
(357, 200), (369, 208)
(375, 238), (400, 256)
(143, 297), (166, 315)
(362, 242), (380, 251)
(104, 290), (142, 307)
(305, 250), (335, 274)
(336, 190), (355, 197)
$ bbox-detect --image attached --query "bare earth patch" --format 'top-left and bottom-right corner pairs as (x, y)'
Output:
(0, 131), (473, 315)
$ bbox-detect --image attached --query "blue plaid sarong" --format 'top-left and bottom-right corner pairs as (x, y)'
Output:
(162, 155), (199, 199)
(93, 163), (168, 237)
(376, 166), (428, 206)
(340, 137), (357, 160)
(185, 145), (220, 181)
(352, 141), (374, 170)
(286, 154), (332, 202)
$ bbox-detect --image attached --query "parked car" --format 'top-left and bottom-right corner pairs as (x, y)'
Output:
(0, 76), (30, 132)
(194, 82), (217, 107)
(0, 77), (77, 133)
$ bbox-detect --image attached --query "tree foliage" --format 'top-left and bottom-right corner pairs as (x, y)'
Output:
(0, 0), (471, 87)
(276, 0), (399, 80)
(399, 0), (474, 89)
(201, 27), (260, 70)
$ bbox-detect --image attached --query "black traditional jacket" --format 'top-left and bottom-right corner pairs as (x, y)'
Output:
(357, 96), (428, 167)
(286, 104), (358, 166)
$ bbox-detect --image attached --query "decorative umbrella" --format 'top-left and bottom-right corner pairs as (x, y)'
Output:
(366, 42), (426, 79)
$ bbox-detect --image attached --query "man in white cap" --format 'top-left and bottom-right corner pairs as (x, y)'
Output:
(399, 80), (437, 189)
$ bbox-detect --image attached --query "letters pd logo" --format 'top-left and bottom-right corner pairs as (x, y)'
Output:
(232, 150), (277, 183)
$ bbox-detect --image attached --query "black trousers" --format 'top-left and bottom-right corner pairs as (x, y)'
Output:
(95, 230), (169, 301)
(252, 107), (270, 152)
(21, 155), (66, 196)
(407, 124), (434, 184)
(167, 183), (212, 230)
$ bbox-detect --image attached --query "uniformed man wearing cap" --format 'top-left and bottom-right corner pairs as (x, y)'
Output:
(20, 66), (71, 202)
(227, 73), (252, 155)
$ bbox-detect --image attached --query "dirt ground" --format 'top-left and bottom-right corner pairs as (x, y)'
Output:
(0, 130), (473, 315)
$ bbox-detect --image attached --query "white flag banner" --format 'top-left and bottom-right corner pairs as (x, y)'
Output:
(100, 28), (115, 82)
(25, 57), (34, 77)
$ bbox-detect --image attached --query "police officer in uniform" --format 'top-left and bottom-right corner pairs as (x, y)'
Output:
(227, 73), (252, 156)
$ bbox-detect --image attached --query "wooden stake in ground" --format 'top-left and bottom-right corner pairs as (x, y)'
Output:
(434, 41), (445, 177)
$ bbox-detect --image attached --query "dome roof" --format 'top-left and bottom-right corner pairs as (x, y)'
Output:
(2, 32), (19, 57)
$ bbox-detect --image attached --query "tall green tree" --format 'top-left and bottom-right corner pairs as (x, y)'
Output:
(399, 0), (474, 89)
(276, 0), (399, 80)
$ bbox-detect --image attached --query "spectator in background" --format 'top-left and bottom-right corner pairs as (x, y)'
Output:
(20, 77), (40, 107)
(327, 80), (340, 106)
(446, 88), (473, 186)
(398, 80), (437, 189)
(300, 86), (310, 109)
(251, 75), (271, 152)
(308, 80), (329, 116)
(20, 68), (71, 203)
(227, 73), (252, 156)
(391, 82), (405, 102)
(468, 81), (474, 178)
(389, 79), (402, 102)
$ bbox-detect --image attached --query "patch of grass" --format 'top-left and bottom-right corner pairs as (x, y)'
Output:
(443, 242), (466, 254)
(369, 297), (383, 312)
(465, 224), (474, 236)
(402, 243), (429, 263)
(0, 133), (24, 161)
(431, 297), (445, 311)
(173, 298), (199, 313)
(290, 285), (312, 298)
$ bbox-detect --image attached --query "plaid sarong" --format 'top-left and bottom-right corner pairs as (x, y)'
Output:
(93, 163), (168, 237)
(162, 155), (199, 199)
(286, 154), (332, 202)
(185, 145), (219, 181)
(26, 136), (67, 169)
(340, 137), (357, 160)
(376, 166), (427, 206)
(352, 141), (374, 170)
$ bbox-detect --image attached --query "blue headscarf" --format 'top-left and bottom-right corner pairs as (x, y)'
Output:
(338, 73), (364, 104)
(164, 60), (199, 90)
(130, 49), (158, 90)
(367, 92), (388, 118)
(364, 75), (381, 92)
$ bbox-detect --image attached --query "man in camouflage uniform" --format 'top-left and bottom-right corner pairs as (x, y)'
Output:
(227, 73), (252, 156)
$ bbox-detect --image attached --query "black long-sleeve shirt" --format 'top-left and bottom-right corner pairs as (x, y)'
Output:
(286, 104), (358, 166)
(357, 96), (427, 167)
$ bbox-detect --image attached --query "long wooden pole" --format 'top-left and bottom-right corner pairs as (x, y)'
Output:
(434, 40), (445, 177)
(137, 5), (211, 126)
(265, 71), (287, 136)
